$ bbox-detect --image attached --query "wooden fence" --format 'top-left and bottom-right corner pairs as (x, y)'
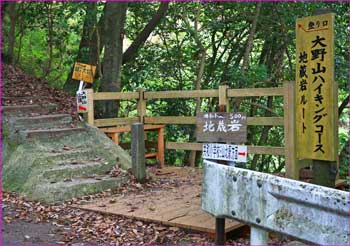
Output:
(84, 81), (299, 178)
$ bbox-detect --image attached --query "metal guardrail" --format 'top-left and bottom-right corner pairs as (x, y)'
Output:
(202, 160), (349, 245)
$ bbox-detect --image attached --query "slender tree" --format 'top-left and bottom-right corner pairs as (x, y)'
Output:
(8, 2), (17, 66)
(63, 2), (97, 93)
(100, 2), (127, 118)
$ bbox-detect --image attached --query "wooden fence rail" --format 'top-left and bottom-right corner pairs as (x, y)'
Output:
(84, 81), (298, 178)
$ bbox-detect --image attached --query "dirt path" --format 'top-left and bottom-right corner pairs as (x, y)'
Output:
(2, 203), (64, 244)
(2, 167), (289, 245)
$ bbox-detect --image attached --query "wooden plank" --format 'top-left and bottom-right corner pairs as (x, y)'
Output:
(145, 116), (283, 126)
(93, 92), (139, 100)
(247, 117), (284, 126)
(73, 166), (242, 234)
(144, 116), (196, 125)
(94, 117), (139, 127)
(166, 142), (285, 156)
(156, 204), (196, 221)
(101, 124), (164, 133)
(172, 211), (242, 233)
(166, 142), (202, 151)
(145, 152), (157, 158)
(227, 87), (285, 97)
(144, 90), (218, 99)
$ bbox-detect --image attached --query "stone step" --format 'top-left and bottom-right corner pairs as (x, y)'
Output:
(43, 161), (117, 183)
(2, 96), (50, 106)
(2, 104), (58, 116)
(20, 127), (86, 140)
(32, 175), (129, 203)
(2, 96), (49, 100)
(9, 114), (72, 130)
(34, 150), (104, 165)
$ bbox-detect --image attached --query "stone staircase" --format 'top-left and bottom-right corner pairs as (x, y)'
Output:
(3, 102), (132, 203)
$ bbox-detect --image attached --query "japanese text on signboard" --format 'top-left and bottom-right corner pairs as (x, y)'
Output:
(196, 112), (247, 143)
(202, 143), (247, 163)
(72, 62), (96, 83)
(296, 13), (337, 161)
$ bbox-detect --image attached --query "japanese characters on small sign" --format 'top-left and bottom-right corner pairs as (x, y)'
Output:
(72, 62), (96, 83)
(202, 143), (247, 163)
(296, 13), (337, 161)
(196, 112), (247, 143)
(77, 90), (88, 113)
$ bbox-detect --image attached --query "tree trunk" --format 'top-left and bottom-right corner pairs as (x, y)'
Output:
(89, 6), (105, 79)
(180, 9), (206, 166)
(233, 2), (261, 111)
(63, 2), (97, 94)
(8, 2), (17, 66)
(338, 95), (349, 117)
(100, 2), (127, 118)
(122, 2), (169, 65)
(42, 3), (54, 78)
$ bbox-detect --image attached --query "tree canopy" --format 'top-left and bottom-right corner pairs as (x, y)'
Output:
(2, 2), (349, 176)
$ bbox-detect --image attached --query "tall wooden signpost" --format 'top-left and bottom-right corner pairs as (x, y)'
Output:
(296, 12), (337, 187)
(197, 108), (248, 244)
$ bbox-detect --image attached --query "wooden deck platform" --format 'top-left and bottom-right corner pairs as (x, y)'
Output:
(74, 166), (242, 234)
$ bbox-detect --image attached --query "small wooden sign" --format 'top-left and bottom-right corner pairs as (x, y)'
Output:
(202, 143), (247, 162)
(72, 62), (96, 83)
(196, 112), (247, 143)
(295, 13), (337, 161)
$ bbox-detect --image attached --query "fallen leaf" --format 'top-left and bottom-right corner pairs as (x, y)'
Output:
(154, 226), (167, 231)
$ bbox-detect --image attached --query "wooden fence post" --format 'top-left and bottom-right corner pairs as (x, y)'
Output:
(284, 81), (302, 180)
(85, 88), (94, 126)
(219, 85), (229, 112)
(137, 88), (146, 123)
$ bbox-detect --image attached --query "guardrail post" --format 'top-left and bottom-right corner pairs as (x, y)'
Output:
(85, 88), (94, 125)
(137, 88), (146, 123)
(215, 217), (226, 245)
(250, 226), (268, 245)
(215, 85), (230, 245)
(131, 123), (146, 182)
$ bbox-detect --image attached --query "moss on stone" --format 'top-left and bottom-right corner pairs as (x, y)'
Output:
(3, 124), (132, 203)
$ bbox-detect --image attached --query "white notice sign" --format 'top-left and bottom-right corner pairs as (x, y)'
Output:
(202, 143), (247, 163)
(77, 90), (88, 113)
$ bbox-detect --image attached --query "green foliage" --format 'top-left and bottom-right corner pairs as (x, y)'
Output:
(2, 2), (348, 175)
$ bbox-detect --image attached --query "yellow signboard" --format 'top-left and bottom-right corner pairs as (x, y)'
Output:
(295, 13), (337, 161)
(72, 62), (96, 83)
